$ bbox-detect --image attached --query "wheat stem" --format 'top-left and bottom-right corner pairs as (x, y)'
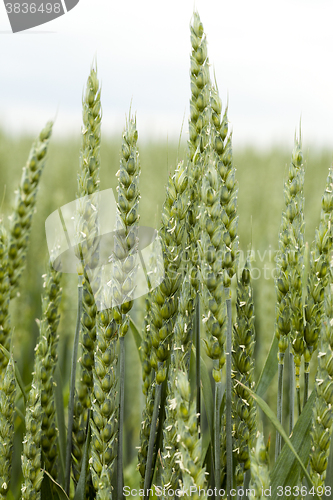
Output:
(143, 378), (161, 499)
(117, 335), (125, 500)
(65, 275), (83, 495)
(226, 288), (233, 496)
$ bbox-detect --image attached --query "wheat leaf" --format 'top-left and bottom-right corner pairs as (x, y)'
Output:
(129, 317), (142, 355)
(54, 364), (66, 487)
(237, 380), (319, 499)
(42, 471), (69, 500)
(271, 390), (316, 499)
(73, 412), (91, 500)
(256, 335), (278, 398)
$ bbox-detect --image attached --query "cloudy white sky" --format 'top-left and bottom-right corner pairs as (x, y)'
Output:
(0, 0), (332, 148)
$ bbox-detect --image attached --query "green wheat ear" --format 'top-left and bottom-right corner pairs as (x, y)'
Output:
(175, 369), (207, 500)
(0, 356), (16, 500)
(21, 374), (43, 500)
(0, 224), (11, 378)
(304, 166), (333, 401)
(232, 261), (257, 486)
(150, 161), (188, 384)
(8, 121), (53, 299)
(72, 63), (102, 486)
(138, 162), (188, 486)
(210, 86), (238, 285)
(248, 432), (271, 499)
(198, 157), (227, 381)
(90, 309), (118, 500)
(275, 138), (305, 454)
(309, 268), (333, 493)
(187, 10), (212, 294)
(161, 276), (193, 494)
(37, 260), (62, 480)
(76, 64), (101, 409)
(113, 114), (141, 328)
(22, 258), (62, 496)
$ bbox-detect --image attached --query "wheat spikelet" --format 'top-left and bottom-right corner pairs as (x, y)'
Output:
(198, 158), (227, 381)
(187, 11), (212, 294)
(161, 277), (193, 495)
(248, 432), (270, 499)
(72, 65), (102, 485)
(112, 115), (140, 328)
(0, 357), (16, 499)
(304, 166), (333, 389)
(175, 370), (207, 500)
(0, 224), (11, 378)
(138, 162), (188, 485)
(90, 309), (118, 499)
(210, 86), (238, 285)
(275, 138), (305, 454)
(21, 378), (43, 500)
(232, 262), (257, 485)
(36, 260), (62, 479)
(8, 122), (53, 299)
(309, 269), (333, 494)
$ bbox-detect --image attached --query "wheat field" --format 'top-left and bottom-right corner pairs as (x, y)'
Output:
(0, 11), (333, 500)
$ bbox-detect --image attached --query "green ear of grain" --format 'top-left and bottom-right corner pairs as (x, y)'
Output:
(0, 344), (27, 403)
(73, 414), (91, 500)
(0, 224), (11, 379)
(41, 471), (69, 500)
(8, 121), (53, 299)
(256, 336), (278, 398)
(0, 357), (16, 500)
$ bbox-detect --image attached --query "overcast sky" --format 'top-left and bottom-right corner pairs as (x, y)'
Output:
(0, 0), (332, 148)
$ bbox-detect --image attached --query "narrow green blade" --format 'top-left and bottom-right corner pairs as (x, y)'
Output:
(237, 380), (319, 499)
(191, 345), (214, 445)
(54, 364), (66, 487)
(271, 390), (316, 499)
(73, 412), (91, 500)
(42, 471), (69, 500)
(256, 335), (278, 398)
(129, 317), (142, 355)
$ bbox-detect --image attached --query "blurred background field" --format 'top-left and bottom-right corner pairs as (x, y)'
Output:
(1, 127), (332, 493)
